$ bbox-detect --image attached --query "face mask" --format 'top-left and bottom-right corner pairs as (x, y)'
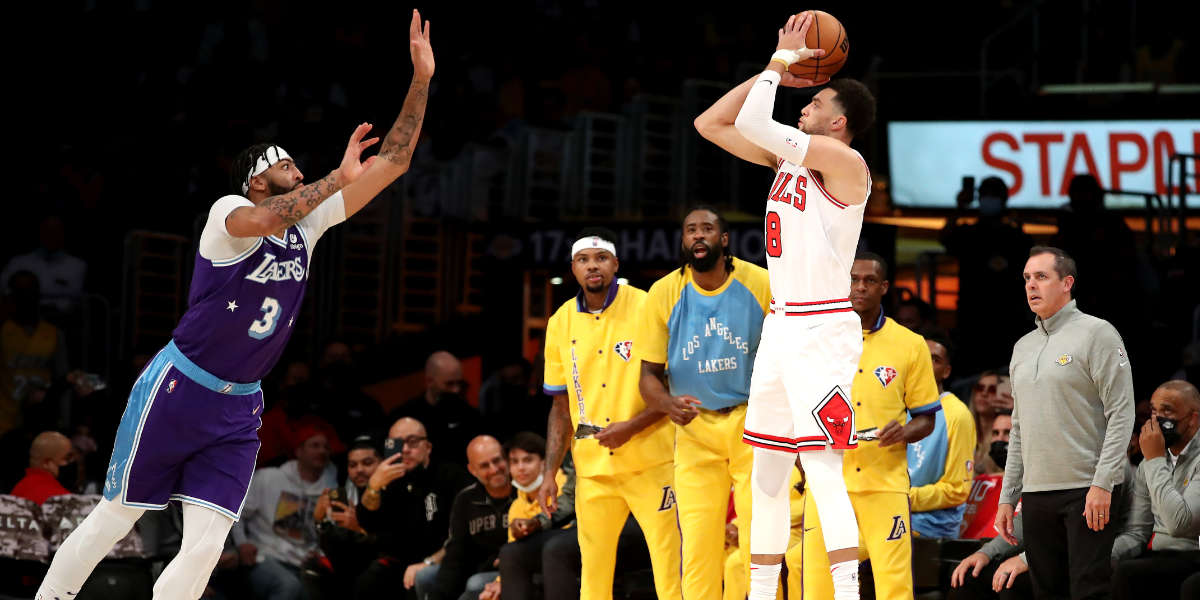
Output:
(512, 472), (544, 494)
(988, 440), (1008, 469)
(56, 462), (78, 492)
(978, 195), (1005, 218)
(1157, 416), (1182, 448)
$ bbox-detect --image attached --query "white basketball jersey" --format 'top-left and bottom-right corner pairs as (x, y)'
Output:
(762, 153), (870, 315)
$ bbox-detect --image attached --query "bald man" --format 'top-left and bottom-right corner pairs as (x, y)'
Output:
(1111, 380), (1200, 599)
(432, 435), (516, 600)
(11, 431), (75, 504)
(356, 417), (473, 599)
(389, 351), (482, 465)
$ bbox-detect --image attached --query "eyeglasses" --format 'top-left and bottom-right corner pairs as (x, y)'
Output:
(400, 436), (427, 447)
(973, 383), (998, 395)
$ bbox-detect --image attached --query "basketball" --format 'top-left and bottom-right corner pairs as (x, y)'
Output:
(788, 10), (848, 81)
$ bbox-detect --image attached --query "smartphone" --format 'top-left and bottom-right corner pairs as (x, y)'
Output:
(383, 437), (404, 460)
(960, 176), (976, 206)
(328, 487), (344, 504)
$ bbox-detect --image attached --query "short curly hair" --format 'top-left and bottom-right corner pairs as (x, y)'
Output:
(827, 79), (876, 138)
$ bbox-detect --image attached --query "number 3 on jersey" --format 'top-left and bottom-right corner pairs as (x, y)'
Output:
(248, 297), (282, 339)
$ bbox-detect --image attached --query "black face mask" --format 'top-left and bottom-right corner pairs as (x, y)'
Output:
(1157, 416), (1183, 448)
(57, 462), (78, 492)
(989, 440), (1008, 469)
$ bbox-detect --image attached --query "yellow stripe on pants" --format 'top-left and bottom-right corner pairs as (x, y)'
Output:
(576, 461), (682, 600)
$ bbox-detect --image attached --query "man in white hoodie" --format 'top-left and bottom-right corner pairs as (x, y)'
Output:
(235, 426), (338, 600)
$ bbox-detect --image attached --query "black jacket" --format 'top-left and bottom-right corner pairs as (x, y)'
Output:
(355, 460), (472, 565)
(432, 482), (515, 600)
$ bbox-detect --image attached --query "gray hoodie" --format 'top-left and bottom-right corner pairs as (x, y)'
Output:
(233, 459), (337, 567)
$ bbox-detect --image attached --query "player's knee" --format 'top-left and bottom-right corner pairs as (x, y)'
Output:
(752, 449), (794, 497)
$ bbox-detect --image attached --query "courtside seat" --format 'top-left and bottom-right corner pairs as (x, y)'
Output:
(40, 495), (152, 600)
(0, 495), (49, 599)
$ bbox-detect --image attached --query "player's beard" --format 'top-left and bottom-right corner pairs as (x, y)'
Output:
(682, 241), (723, 273)
(267, 180), (300, 196)
(584, 277), (608, 294)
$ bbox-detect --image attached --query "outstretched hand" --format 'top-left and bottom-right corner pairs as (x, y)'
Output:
(410, 10), (434, 81)
(338, 122), (380, 184)
(776, 12), (826, 61)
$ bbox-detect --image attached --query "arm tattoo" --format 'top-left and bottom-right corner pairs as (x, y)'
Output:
(262, 171), (342, 227)
(545, 396), (571, 472)
(378, 80), (430, 166)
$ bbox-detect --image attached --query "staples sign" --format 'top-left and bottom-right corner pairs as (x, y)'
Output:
(888, 121), (1200, 209)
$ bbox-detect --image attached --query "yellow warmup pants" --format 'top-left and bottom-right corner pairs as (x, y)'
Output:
(576, 461), (681, 600)
(676, 404), (753, 600)
(800, 490), (913, 600)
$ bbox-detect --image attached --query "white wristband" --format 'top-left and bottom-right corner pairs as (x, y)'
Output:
(771, 49), (803, 66)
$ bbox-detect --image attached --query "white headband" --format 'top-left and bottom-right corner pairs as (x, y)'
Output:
(571, 236), (617, 259)
(242, 145), (292, 194)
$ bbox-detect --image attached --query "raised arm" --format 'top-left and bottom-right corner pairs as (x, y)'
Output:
(225, 10), (434, 238)
(694, 75), (778, 168)
(732, 13), (867, 202)
(342, 9), (434, 217)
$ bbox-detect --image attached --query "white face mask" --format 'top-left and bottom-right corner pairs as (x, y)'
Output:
(512, 472), (544, 493)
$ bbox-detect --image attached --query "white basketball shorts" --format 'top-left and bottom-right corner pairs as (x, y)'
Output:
(743, 312), (861, 453)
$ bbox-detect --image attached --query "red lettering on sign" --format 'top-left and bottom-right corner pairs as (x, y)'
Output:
(1059, 133), (1103, 195)
(1022, 133), (1063, 195)
(1152, 131), (1176, 195)
(1108, 133), (1148, 191)
(982, 133), (1023, 196)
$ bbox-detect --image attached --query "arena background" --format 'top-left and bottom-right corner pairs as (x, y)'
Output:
(4, 0), (1196, 412)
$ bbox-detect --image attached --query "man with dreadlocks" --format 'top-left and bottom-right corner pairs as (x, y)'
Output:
(638, 206), (771, 599)
(35, 11), (434, 600)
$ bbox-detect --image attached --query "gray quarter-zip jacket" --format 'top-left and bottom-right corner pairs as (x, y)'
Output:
(1000, 300), (1134, 504)
(1112, 433), (1200, 557)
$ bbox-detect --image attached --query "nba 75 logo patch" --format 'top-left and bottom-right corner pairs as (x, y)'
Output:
(873, 366), (898, 388)
(614, 341), (633, 362)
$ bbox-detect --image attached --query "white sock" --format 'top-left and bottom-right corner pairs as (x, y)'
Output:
(748, 562), (782, 600)
(830, 559), (859, 600)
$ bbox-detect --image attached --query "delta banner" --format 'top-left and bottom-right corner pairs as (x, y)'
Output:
(888, 121), (1200, 209)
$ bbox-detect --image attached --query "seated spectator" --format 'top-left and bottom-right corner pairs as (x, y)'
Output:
(0, 270), (68, 436)
(257, 383), (345, 468)
(895, 297), (939, 337)
(959, 411), (1011, 539)
(1111, 380), (1200, 600)
(967, 370), (1007, 474)
(493, 432), (576, 600)
(234, 427), (337, 600)
(0, 216), (87, 315)
(315, 434), (383, 592)
(356, 417), (472, 600)
(948, 510), (1032, 600)
(10, 430), (74, 504)
(433, 435), (515, 600)
(313, 341), (384, 445)
(477, 359), (541, 440)
(388, 351), (482, 465)
(909, 337), (976, 538)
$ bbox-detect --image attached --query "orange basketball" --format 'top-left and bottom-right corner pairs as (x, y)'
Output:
(787, 10), (849, 81)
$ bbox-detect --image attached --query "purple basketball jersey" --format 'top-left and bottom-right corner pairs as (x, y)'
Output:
(171, 194), (343, 383)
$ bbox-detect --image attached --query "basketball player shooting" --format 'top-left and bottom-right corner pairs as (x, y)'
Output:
(36, 11), (434, 600)
(695, 11), (877, 600)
